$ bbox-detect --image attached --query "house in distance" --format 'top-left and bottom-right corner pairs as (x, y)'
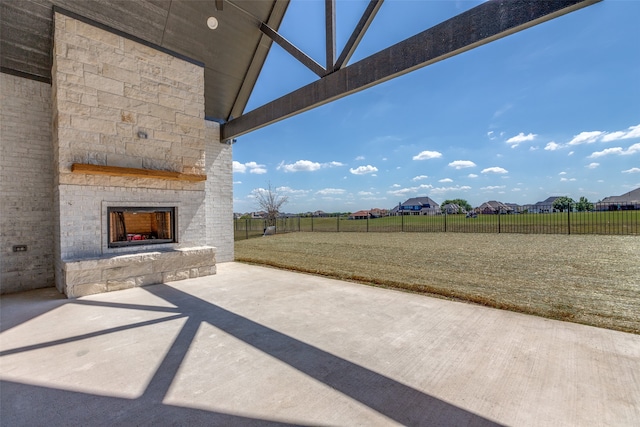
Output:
(392, 197), (440, 216)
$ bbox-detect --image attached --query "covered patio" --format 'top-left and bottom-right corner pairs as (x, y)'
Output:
(2, 263), (638, 426)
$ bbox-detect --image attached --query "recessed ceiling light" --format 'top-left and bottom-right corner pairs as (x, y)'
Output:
(207, 16), (219, 30)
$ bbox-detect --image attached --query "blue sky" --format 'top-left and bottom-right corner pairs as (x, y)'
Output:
(231, 0), (640, 214)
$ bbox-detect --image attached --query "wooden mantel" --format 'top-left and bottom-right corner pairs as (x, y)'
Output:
(71, 163), (207, 182)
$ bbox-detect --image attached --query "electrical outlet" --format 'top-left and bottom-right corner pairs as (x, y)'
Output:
(13, 245), (27, 252)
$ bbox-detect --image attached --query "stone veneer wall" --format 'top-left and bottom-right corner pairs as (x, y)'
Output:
(0, 13), (235, 295)
(50, 12), (224, 295)
(0, 73), (55, 293)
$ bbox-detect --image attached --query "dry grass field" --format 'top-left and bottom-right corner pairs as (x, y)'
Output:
(235, 233), (640, 334)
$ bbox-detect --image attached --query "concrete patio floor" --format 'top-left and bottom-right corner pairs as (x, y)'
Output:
(1, 262), (639, 426)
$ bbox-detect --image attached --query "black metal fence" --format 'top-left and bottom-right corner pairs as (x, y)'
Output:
(234, 203), (639, 240)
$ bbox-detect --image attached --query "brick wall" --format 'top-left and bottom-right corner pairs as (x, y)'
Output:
(206, 121), (234, 262)
(0, 73), (55, 293)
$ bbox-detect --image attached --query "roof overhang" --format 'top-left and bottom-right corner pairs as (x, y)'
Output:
(1, 0), (602, 141)
(0, 0), (289, 122)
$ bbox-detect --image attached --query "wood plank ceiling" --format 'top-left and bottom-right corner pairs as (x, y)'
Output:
(0, 0), (288, 122)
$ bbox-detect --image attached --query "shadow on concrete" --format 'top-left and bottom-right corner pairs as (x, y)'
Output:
(0, 287), (66, 333)
(0, 380), (303, 426)
(1, 283), (503, 426)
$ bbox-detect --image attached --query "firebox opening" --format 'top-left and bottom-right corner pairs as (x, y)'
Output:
(108, 207), (176, 248)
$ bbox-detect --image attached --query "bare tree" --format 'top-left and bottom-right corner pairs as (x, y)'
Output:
(254, 182), (289, 226)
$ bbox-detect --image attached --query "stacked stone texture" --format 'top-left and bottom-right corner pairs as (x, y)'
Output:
(1, 12), (234, 295)
(49, 13), (224, 296)
(52, 12), (206, 190)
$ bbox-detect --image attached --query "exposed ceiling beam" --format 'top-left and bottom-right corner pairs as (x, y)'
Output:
(259, 22), (326, 78)
(325, 0), (336, 70)
(221, 0), (601, 142)
(334, 0), (383, 72)
(228, 0), (291, 121)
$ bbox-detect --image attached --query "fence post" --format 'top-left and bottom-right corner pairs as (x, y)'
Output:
(568, 205), (571, 235)
(498, 213), (501, 234)
(337, 214), (340, 232)
(367, 215), (369, 232)
(298, 216), (301, 232)
(311, 216), (314, 232)
(401, 213), (404, 232)
(245, 218), (249, 240)
(444, 213), (447, 232)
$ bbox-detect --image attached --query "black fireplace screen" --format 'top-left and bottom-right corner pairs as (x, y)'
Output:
(108, 207), (176, 247)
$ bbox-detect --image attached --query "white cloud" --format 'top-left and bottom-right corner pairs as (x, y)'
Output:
(276, 186), (309, 195)
(232, 161), (246, 173)
(506, 132), (537, 148)
(622, 167), (640, 173)
(355, 156), (365, 161)
(387, 184), (434, 198)
(468, 174), (478, 178)
(358, 191), (375, 196)
(586, 163), (600, 169)
(316, 188), (346, 195)
(568, 151), (575, 156)
(568, 131), (604, 146)
(233, 180), (242, 185)
(387, 188), (418, 197)
(412, 175), (429, 181)
(512, 188), (521, 192)
(278, 160), (321, 172)
(560, 178), (577, 182)
(448, 160), (476, 169)
(602, 131), (626, 142)
(544, 142), (561, 151)
(588, 143), (640, 158)
(539, 125), (640, 151)
(412, 150), (442, 160)
(391, 184), (401, 188)
(601, 124), (640, 142)
(246, 162), (268, 174)
(623, 143), (640, 154)
(481, 185), (506, 190)
(233, 160), (267, 174)
(349, 165), (378, 175)
(559, 172), (567, 175)
(487, 131), (496, 140)
(431, 185), (471, 194)
(277, 160), (344, 172)
(481, 167), (508, 174)
(439, 178), (453, 183)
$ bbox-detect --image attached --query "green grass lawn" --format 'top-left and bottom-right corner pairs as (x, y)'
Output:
(235, 232), (640, 334)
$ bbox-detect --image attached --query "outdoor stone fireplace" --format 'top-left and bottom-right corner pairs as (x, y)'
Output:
(108, 207), (176, 248)
(51, 11), (219, 297)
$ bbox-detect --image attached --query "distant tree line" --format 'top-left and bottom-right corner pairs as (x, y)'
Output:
(553, 196), (594, 212)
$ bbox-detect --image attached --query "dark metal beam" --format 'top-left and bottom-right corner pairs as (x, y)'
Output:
(222, 0), (601, 141)
(334, 0), (383, 72)
(259, 22), (326, 78)
(215, 0), (224, 11)
(229, 0), (291, 121)
(325, 0), (336, 70)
